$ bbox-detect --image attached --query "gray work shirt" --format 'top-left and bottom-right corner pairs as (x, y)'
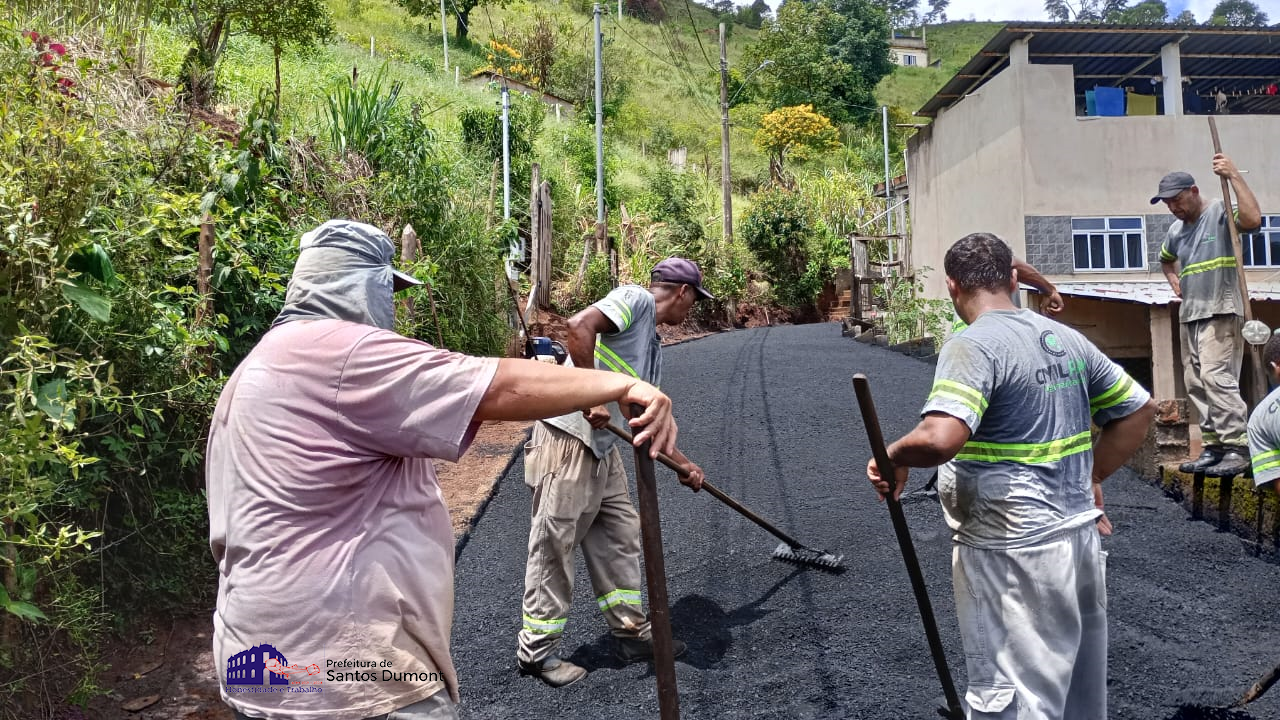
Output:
(1160, 199), (1243, 324)
(923, 309), (1150, 549)
(544, 285), (662, 458)
(1247, 385), (1280, 489)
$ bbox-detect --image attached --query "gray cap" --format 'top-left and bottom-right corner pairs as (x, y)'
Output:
(299, 219), (423, 291)
(1150, 171), (1196, 204)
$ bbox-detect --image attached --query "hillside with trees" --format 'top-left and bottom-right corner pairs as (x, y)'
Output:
(1, 0), (926, 713)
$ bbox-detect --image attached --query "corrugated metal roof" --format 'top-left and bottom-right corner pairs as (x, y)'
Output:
(919, 23), (1280, 117)
(1034, 281), (1280, 305)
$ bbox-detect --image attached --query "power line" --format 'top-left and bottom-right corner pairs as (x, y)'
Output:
(609, 15), (681, 70)
(649, 20), (721, 120)
(680, 0), (717, 72)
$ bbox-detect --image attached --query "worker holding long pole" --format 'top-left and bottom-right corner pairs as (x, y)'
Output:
(868, 233), (1155, 720)
(1155, 150), (1262, 477)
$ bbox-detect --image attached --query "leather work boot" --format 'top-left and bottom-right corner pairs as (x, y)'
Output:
(615, 636), (687, 665)
(518, 656), (587, 688)
(1180, 445), (1223, 473)
(1206, 445), (1250, 478)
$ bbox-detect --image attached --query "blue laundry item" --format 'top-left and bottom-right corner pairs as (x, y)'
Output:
(1185, 89), (1204, 114)
(1086, 90), (1097, 116)
(1094, 86), (1125, 116)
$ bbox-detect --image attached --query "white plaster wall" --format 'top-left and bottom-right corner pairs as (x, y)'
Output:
(1019, 64), (1280, 217)
(908, 66), (1027, 300)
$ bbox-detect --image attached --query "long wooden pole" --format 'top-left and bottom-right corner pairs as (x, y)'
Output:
(1207, 117), (1266, 407)
(852, 375), (964, 720)
(629, 405), (681, 720)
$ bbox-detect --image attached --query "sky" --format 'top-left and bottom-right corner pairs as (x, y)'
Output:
(939, 0), (1280, 22)
(751, 0), (1280, 24)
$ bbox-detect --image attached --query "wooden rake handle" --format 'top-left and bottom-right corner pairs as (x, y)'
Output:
(604, 423), (805, 550)
(853, 374), (964, 720)
(628, 405), (681, 720)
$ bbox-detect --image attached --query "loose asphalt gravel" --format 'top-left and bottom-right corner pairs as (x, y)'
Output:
(451, 323), (1280, 720)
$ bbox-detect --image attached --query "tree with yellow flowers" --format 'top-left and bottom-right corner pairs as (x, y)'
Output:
(753, 104), (841, 186)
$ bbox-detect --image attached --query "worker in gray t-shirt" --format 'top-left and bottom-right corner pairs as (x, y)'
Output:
(869, 232), (1155, 719)
(1155, 154), (1261, 477)
(1247, 333), (1280, 495)
(517, 257), (711, 688)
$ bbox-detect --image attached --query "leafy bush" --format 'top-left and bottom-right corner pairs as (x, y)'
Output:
(739, 188), (831, 309)
(638, 165), (705, 247)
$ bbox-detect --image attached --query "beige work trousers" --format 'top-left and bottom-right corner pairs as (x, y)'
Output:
(517, 423), (649, 664)
(1180, 314), (1248, 446)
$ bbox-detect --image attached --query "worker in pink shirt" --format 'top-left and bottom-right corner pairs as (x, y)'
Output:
(207, 220), (680, 720)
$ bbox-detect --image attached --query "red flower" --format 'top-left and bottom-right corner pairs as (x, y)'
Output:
(49, 43), (66, 55)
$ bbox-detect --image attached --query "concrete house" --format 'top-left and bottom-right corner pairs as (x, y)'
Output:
(906, 23), (1280, 466)
(891, 35), (929, 67)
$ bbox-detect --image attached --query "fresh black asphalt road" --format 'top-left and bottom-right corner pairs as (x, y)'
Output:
(452, 323), (1280, 719)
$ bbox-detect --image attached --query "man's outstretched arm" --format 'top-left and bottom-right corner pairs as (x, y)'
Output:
(476, 359), (677, 457)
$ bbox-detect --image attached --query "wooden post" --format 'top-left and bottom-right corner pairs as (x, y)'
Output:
(536, 182), (552, 309)
(529, 162), (542, 306)
(196, 214), (214, 327)
(1149, 305), (1178, 401)
(1207, 117), (1266, 407)
(573, 229), (593, 301)
(629, 404), (682, 720)
(400, 224), (420, 318)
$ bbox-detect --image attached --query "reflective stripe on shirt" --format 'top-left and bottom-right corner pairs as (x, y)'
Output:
(1179, 256), (1236, 278)
(595, 340), (640, 378)
(1090, 374), (1138, 414)
(928, 379), (988, 417)
(955, 429), (1093, 465)
(1253, 448), (1280, 475)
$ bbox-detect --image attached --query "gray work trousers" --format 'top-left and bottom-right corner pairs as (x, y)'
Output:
(233, 689), (457, 720)
(954, 524), (1107, 719)
(517, 422), (649, 664)
(1181, 314), (1248, 446)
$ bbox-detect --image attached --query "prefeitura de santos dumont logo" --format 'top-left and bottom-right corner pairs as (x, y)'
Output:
(225, 644), (323, 694)
(225, 644), (444, 695)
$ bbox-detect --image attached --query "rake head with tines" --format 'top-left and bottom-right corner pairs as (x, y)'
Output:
(772, 543), (845, 572)
(604, 422), (848, 575)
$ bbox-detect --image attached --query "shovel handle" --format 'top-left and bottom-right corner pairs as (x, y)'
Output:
(853, 374), (964, 720)
(604, 423), (805, 549)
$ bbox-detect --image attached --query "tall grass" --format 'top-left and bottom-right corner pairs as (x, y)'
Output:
(324, 64), (402, 165)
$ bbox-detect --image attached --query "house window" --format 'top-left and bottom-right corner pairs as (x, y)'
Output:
(904, 54), (916, 66)
(1072, 216), (1146, 271)
(1243, 215), (1280, 267)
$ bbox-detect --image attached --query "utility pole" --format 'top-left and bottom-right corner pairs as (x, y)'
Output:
(501, 82), (511, 222)
(719, 23), (732, 248)
(882, 105), (893, 263)
(439, 0), (449, 71)
(618, 0), (622, 21)
(594, 5), (605, 233)
(501, 81), (515, 280)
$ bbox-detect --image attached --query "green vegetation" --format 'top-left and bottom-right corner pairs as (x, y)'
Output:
(0, 0), (943, 711)
(874, 21), (1002, 116)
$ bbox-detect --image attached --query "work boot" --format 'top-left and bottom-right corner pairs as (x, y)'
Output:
(1206, 445), (1250, 477)
(1180, 445), (1223, 473)
(615, 636), (687, 665)
(518, 656), (587, 688)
